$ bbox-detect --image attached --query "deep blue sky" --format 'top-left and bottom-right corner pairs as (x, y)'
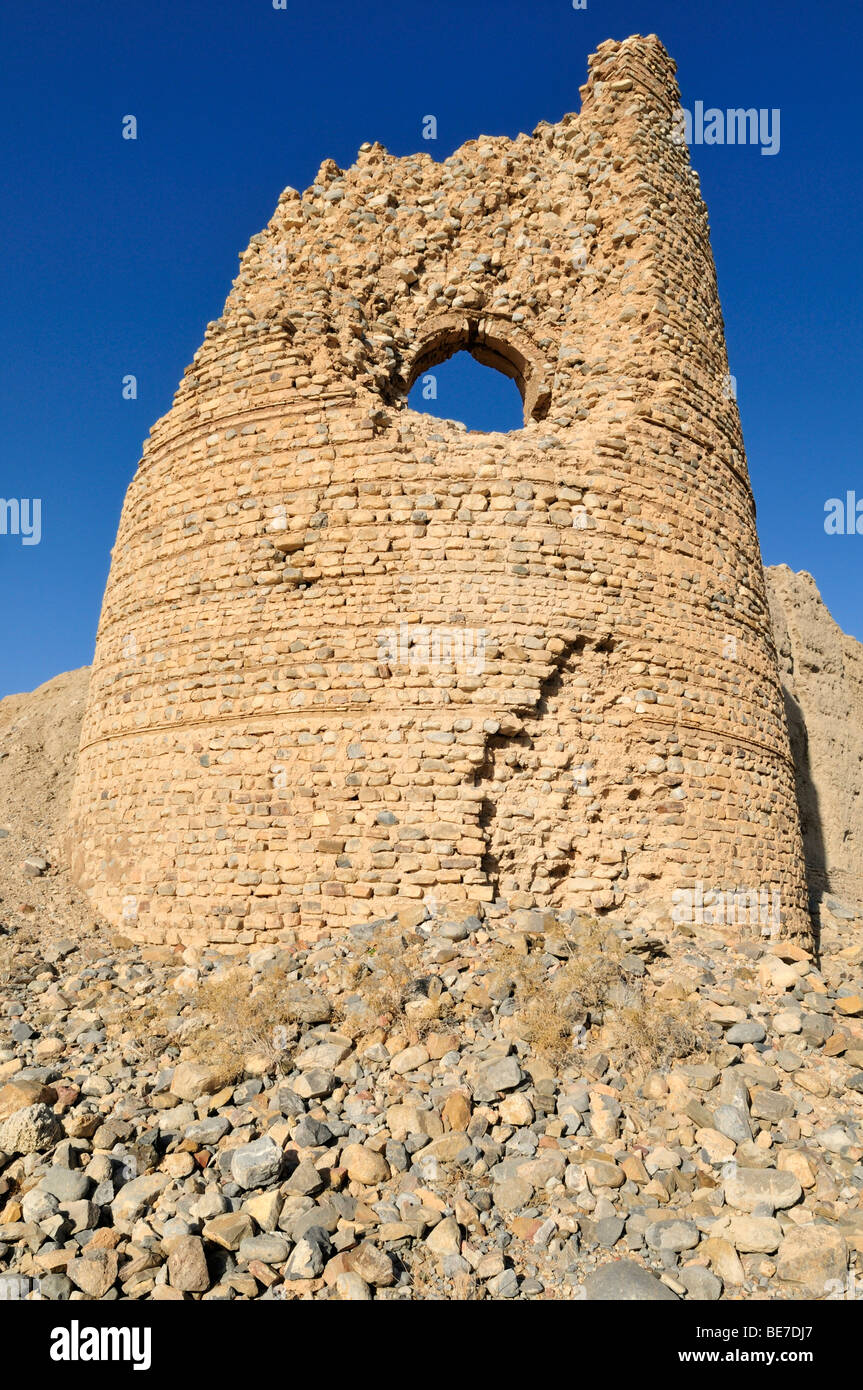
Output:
(1, 0), (861, 698)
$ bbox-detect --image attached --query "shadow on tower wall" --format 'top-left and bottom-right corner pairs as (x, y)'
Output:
(781, 685), (827, 950)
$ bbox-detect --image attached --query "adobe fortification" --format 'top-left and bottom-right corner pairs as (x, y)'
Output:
(67, 35), (812, 947)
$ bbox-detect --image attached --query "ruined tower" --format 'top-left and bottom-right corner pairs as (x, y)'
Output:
(67, 35), (812, 947)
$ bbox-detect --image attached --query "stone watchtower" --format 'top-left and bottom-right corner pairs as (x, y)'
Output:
(68, 35), (812, 947)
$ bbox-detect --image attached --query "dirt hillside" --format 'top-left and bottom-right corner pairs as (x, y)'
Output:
(0, 667), (93, 935)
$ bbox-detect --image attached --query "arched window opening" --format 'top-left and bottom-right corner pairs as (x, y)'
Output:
(408, 350), (525, 433)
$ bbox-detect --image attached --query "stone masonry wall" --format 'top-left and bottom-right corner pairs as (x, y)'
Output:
(66, 35), (812, 948)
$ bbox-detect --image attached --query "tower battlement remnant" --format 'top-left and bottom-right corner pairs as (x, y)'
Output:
(67, 35), (812, 947)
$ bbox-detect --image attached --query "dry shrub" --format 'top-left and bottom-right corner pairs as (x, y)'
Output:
(357, 938), (414, 1020)
(119, 963), (305, 1082)
(604, 990), (705, 1073)
(549, 919), (625, 1014)
(113, 999), (171, 1060)
(510, 917), (705, 1073)
(515, 987), (579, 1064)
(181, 965), (303, 1081)
(345, 932), (454, 1041)
(355, 935), (417, 1014)
(499, 918), (625, 1065)
(511, 958), (593, 1066)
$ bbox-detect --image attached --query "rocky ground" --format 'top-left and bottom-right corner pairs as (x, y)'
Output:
(1, 892), (862, 1302)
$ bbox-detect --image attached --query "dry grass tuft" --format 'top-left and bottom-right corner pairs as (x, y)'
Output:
(180, 965), (303, 1081)
(119, 963), (305, 1082)
(604, 991), (705, 1073)
(490, 918), (705, 1073)
(490, 918), (625, 1065)
(356, 937), (417, 1022)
